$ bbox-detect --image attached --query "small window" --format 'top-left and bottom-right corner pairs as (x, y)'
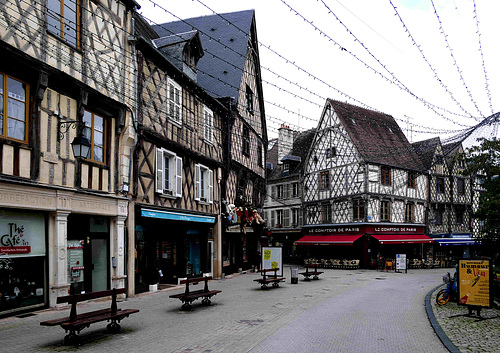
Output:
(322, 203), (332, 223)
(381, 167), (391, 186)
(292, 182), (299, 197)
(195, 163), (213, 203)
(405, 203), (414, 223)
(456, 207), (465, 224)
(456, 178), (465, 195)
(203, 106), (213, 143)
(435, 155), (444, 164)
(156, 148), (183, 197)
(380, 200), (390, 221)
(326, 147), (337, 159)
(407, 172), (417, 188)
(319, 171), (330, 189)
(245, 85), (254, 115)
(83, 110), (107, 164)
(291, 208), (301, 226)
(257, 141), (263, 167)
(353, 199), (364, 221)
(275, 209), (283, 227)
(167, 78), (182, 125)
(0, 74), (28, 142)
(47, 0), (81, 49)
(435, 208), (443, 225)
(242, 125), (250, 156)
(436, 177), (445, 194)
(276, 185), (284, 199)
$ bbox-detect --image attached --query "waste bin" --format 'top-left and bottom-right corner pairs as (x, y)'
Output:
(291, 267), (299, 284)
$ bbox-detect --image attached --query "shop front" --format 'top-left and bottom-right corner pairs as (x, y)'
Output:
(431, 233), (481, 267)
(0, 209), (47, 317)
(298, 223), (432, 268)
(223, 224), (258, 275)
(135, 207), (216, 293)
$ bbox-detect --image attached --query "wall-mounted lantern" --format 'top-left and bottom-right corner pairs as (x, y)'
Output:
(58, 119), (91, 159)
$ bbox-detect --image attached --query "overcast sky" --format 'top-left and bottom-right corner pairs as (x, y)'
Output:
(137, 0), (500, 146)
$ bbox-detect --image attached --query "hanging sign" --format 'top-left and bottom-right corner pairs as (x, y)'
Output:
(457, 259), (492, 308)
(261, 247), (282, 276)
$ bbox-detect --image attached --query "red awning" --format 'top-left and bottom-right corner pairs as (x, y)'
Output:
(370, 234), (433, 244)
(296, 235), (363, 245)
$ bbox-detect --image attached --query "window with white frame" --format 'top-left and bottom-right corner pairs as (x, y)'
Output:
(203, 105), (213, 143)
(167, 78), (182, 125)
(276, 185), (284, 199)
(292, 182), (299, 197)
(275, 209), (283, 227)
(156, 148), (183, 197)
(291, 208), (301, 226)
(195, 163), (213, 203)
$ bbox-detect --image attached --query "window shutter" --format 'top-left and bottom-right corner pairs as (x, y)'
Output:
(271, 186), (276, 200)
(175, 156), (183, 197)
(208, 169), (213, 204)
(195, 164), (201, 200)
(271, 210), (275, 228)
(156, 148), (163, 193)
(284, 209), (290, 227)
(299, 208), (303, 226)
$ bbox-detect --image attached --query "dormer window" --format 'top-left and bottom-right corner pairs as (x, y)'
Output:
(183, 47), (196, 70)
(326, 147), (336, 158)
(246, 85), (254, 115)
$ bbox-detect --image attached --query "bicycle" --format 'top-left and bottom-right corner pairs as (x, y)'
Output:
(436, 272), (458, 305)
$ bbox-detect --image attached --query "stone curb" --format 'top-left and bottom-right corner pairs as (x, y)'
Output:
(425, 285), (460, 353)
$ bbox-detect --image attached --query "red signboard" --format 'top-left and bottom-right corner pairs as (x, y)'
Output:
(304, 224), (425, 235)
(0, 246), (31, 253)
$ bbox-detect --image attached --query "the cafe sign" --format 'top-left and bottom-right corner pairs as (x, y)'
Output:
(0, 223), (30, 253)
(0, 210), (45, 257)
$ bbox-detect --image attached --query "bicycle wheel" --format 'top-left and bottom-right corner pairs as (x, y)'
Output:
(436, 289), (450, 305)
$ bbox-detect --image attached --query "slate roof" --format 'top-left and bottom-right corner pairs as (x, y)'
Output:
(268, 128), (316, 181)
(329, 100), (424, 171)
(153, 30), (201, 49)
(412, 137), (441, 170)
(152, 10), (255, 100)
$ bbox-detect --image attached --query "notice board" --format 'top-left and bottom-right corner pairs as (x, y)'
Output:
(396, 254), (407, 272)
(262, 247), (282, 277)
(458, 259), (492, 308)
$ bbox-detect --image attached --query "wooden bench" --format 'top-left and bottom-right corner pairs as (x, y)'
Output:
(299, 264), (324, 280)
(40, 288), (139, 345)
(169, 275), (221, 311)
(253, 268), (286, 289)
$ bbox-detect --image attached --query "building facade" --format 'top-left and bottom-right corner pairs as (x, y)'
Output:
(0, 0), (138, 315)
(299, 100), (430, 267)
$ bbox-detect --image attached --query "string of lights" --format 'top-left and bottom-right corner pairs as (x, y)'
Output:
(388, 0), (479, 121)
(472, 0), (494, 115)
(430, 0), (483, 118)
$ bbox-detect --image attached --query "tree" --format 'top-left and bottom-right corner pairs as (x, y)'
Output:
(462, 138), (500, 263)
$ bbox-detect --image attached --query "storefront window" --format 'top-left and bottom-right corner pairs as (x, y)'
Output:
(0, 210), (46, 315)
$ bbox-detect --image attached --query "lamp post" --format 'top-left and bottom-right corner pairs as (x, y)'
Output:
(58, 120), (91, 159)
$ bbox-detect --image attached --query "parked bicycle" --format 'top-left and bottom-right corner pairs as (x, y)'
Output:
(436, 272), (458, 305)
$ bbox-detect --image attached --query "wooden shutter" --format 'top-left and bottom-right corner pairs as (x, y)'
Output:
(208, 169), (213, 203)
(195, 163), (201, 200)
(156, 148), (163, 193)
(270, 210), (275, 227)
(175, 156), (183, 197)
(284, 209), (290, 227)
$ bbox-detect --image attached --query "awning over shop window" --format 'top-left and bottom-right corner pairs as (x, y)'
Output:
(141, 208), (215, 223)
(370, 234), (433, 244)
(296, 235), (363, 245)
(433, 238), (480, 246)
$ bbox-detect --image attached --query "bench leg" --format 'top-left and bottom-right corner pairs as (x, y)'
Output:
(260, 284), (268, 290)
(181, 302), (193, 311)
(303, 276), (311, 281)
(313, 275), (319, 280)
(64, 330), (80, 346)
(107, 320), (122, 333)
(272, 282), (280, 288)
(201, 297), (212, 305)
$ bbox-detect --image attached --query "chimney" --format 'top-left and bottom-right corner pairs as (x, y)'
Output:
(278, 124), (293, 164)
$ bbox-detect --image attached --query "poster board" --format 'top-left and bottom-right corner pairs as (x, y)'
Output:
(396, 254), (407, 272)
(261, 247), (283, 277)
(457, 259), (492, 308)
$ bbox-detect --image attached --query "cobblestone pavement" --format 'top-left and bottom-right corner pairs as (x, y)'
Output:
(0, 266), (495, 352)
(430, 284), (500, 353)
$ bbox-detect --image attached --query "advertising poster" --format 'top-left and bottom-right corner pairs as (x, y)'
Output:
(261, 247), (282, 277)
(396, 254), (407, 272)
(458, 259), (492, 308)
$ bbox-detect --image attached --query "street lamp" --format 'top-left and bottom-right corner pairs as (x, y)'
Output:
(58, 120), (91, 159)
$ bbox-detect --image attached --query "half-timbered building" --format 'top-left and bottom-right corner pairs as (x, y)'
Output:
(0, 0), (139, 314)
(298, 100), (430, 268)
(153, 11), (268, 275)
(131, 15), (227, 292)
(413, 138), (476, 264)
(264, 125), (315, 261)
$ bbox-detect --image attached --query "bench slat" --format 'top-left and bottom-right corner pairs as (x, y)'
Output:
(40, 308), (122, 326)
(57, 288), (127, 304)
(60, 309), (139, 330)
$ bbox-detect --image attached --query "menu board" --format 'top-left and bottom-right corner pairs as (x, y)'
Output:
(261, 247), (282, 277)
(67, 240), (85, 284)
(396, 254), (407, 272)
(458, 259), (492, 308)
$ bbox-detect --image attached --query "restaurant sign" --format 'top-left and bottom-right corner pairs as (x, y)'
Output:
(457, 259), (492, 308)
(304, 224), (425, 235)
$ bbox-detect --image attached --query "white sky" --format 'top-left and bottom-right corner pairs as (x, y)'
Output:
(137, 0), (500, 145)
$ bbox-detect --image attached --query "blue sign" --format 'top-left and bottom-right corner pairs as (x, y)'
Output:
(141, 209), (215, 224)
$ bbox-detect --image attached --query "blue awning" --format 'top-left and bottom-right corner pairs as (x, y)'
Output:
(141, 208), (215, 224)
(433, 238), (480, 246)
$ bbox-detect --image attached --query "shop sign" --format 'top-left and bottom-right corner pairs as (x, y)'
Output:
(305, 226), (361, 235)
(458, 259), (492, 308)
(0, 211), (45, 257)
